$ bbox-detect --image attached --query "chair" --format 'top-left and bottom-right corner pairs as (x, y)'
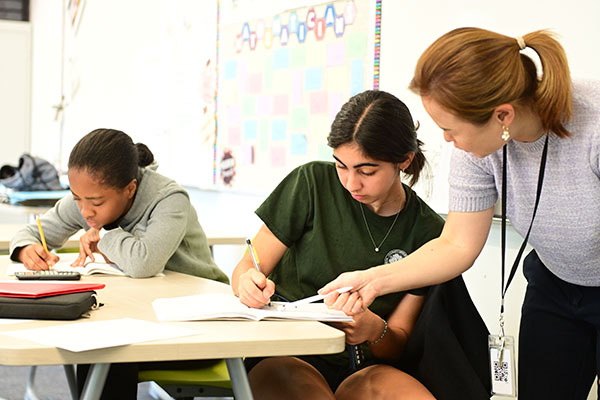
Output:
(139, 359), (234, 400)
(25, 360), (233, 400)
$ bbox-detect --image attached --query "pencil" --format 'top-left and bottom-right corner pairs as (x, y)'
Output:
(245, 238), (261, 272)
(35, 214), (51, 263)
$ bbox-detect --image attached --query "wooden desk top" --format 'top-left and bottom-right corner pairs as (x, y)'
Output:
(0, 256), (345, 366)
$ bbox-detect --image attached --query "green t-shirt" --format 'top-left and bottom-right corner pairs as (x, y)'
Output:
(256, 161), (444, 366)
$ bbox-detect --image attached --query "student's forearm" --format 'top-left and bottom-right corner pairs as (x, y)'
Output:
(368, 322), (408, 362)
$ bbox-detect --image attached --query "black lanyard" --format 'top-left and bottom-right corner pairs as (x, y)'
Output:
(500, 134), (549, 317)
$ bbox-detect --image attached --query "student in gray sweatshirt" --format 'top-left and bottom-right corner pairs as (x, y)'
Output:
(10, 128), (228, 283)
(11, 128), (228, 399)
(321, 28), (600, 400)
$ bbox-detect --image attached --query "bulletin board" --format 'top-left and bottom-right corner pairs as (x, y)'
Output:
(216, 0), (380, 193)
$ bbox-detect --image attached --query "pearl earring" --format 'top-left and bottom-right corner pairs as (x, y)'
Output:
(501, 125), (511, 141)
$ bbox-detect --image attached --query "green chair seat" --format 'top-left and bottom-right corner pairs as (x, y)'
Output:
(139, 359), (232, 389)
(139, 359), (233, 399)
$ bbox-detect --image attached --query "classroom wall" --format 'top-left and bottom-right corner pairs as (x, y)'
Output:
(0, 20), (31, 166)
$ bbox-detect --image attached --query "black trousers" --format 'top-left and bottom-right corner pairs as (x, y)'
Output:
(519, 250), (599, 399)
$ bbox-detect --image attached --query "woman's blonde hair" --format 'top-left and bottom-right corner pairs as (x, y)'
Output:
(409, 27), (572, 137)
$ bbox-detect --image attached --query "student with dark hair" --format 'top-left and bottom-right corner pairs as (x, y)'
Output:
(11, 128), (227, 282)
(232, 90), (443, 399)
(10, 128), (228, 399)
(321, 28), (600, 399)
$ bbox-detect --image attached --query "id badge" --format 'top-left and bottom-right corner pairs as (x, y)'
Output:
(488, 334), (517, 397)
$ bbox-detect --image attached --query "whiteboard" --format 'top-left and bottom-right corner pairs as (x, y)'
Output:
(59, 0), (218, 187)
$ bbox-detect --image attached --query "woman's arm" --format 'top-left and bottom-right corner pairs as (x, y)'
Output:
(232, 223), (288, 308)
(322, 208), (495, 312)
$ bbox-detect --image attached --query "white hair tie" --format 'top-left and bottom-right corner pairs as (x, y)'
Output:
(516, 36), (526, 50)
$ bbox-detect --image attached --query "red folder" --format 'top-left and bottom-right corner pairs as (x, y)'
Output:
(0, 282), (105, 298)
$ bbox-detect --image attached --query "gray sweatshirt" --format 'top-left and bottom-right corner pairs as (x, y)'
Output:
(10, 167), (229, 282)
(448, 80), (600, 287)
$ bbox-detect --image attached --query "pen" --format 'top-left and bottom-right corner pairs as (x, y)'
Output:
(278, 286), (353, 309)
(245, 238), (261, 272)
(35, 214), (51, 266)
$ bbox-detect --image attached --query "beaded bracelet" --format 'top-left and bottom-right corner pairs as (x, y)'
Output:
(368, 318), (388, 345)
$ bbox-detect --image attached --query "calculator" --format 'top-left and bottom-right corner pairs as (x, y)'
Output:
(15, 270), (82, 280)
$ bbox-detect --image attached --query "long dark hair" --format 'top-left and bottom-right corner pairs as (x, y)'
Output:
(327, 90), (426, 186)
(68, 128), (154, 188)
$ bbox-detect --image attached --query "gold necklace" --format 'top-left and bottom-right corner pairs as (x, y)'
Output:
(359, 202), (401, 252)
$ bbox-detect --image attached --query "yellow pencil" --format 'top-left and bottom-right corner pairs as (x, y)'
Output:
(35, 214), (51, 264)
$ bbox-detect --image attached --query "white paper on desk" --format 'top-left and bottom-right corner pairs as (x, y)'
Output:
(152, 293), (353, 322)
(1, 318), (201, 352)
(0, 318), (33, 325)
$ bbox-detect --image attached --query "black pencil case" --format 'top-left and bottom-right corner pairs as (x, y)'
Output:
(0, 291), (101, 320)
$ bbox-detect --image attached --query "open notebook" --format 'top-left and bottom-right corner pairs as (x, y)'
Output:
(152, 292), (353, 322)
(8, 253), (125, 277)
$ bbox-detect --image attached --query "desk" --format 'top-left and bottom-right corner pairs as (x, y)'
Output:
(0, 224), (246, 253)
(0, 256), (345, 400)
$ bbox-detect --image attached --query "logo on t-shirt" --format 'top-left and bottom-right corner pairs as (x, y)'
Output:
(384, 249), (408, 264)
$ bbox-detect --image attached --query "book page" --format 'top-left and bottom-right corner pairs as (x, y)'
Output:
(7, 253), (125, 276)
(152, 293), (352, 322)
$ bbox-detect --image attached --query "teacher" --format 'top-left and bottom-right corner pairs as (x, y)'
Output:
(321, 27), (600, 400)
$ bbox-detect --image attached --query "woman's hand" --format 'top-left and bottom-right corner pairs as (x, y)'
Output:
(329, 309), (385, 345)
(71, 228), (112, 266)
(320, 269), (379, 314)
(236, 268), (275, 309)
(17, 244), (60, 270)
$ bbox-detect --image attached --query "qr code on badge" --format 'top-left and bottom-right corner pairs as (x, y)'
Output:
(493, 360), (509, 383)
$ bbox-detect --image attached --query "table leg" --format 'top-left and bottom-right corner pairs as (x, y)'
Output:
(225, 358), (254, 400)
(63, 365), (78, 400)
(80, 363), (111, 400)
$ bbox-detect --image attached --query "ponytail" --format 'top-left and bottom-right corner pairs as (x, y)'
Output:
(403, 139), (426, 186)
(522, 30), (572, 137)
(135, 143), (155, 167)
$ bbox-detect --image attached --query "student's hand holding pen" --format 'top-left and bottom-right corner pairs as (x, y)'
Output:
(236, 268), (275, 309)
(16, 244), (60, 271)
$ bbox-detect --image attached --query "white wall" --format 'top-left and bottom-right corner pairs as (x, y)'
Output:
(0, 20), (31, 166)
(29, 0), (64, 172)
